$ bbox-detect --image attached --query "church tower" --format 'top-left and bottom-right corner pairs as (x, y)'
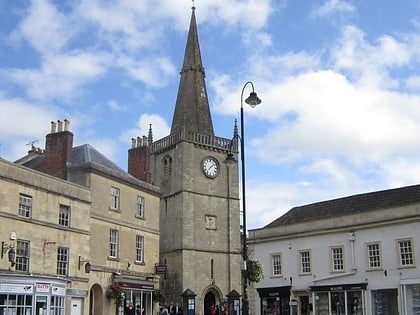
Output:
(150, 6), (242, 314)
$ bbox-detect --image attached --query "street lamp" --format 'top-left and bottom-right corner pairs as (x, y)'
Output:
(227, 81), (261, 315)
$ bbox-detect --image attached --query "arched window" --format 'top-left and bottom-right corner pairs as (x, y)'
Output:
(163, 155), (173, 177)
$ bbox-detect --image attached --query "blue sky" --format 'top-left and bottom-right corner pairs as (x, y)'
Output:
(2, 0), (420, 230)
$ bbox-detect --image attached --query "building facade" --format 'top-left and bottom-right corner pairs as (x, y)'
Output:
(1, 120), (161, 315)
(248, 185), (420, 315)
(0, 158), (91, 314)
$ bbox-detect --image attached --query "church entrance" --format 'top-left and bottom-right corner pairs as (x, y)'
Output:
(204, 292), (216, 315)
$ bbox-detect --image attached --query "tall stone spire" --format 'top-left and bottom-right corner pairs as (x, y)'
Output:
(170, 6), (214, 136)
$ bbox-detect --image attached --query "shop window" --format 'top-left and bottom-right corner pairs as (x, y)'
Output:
(398, 238), (415, 267)
(404, 284), (420, 314)
(299, 250), (311, 274)
(330, 246), (344, 272)
(110, 187), (120, 210)
(18, 193), (32, 218)
(57, 246), (69, 276)
(366, 242), (382, 270)
(50, 295), (65, 314)
(372, 289), (398, 315)
(0, 293), (33, 313)
(261, 296), (289, 315)
(271, 253), (282, 277)
(16, 239), (30, 272)
(136, 235), (144, 263)
(59, 204), (70, 227)
(109, 229), (119, 258)
(136, 196), (145, 218)
(314, 289), (365, 315)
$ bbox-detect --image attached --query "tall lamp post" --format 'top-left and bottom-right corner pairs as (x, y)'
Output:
(239, 81), (262, 315)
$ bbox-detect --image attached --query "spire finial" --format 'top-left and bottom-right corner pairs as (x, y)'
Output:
(192, 0), (195, 9)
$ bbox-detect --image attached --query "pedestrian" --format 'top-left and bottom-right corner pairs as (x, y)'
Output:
(126, 303), (135, 315)
(210, 304), (216, 315)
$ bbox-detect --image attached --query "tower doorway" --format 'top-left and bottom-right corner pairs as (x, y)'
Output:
(204, 292), (216, 315)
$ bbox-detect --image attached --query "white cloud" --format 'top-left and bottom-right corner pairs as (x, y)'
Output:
(0, 98), (59, 161)
(311, 0), (355, 18)
(6, 51), (109, 102)
(107, 99), (128, 111)
(119, 113), (171, 145)
(118, 56), (177, 89)
(11, 0), (74, 54)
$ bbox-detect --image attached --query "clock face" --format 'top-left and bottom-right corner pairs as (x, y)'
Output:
(202, 157), (219, 178)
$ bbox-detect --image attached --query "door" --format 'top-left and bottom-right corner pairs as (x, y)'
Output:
(36, 296), (48, 315)
(70, 298), (83, 315)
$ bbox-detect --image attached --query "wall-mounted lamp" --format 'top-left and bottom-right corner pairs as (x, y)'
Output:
(78, 256), (91, 273)
(1, 241), (16, 267)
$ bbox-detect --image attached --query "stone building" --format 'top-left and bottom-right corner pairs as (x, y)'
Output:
(248, 185), (420, 315)
(0, 158), (91, 314)
(133, 6), (243, 315)
(1, 119), (161, 315)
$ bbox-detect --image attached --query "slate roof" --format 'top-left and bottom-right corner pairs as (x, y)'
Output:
(71, 144), (125, 172)
(263, 184), (420, 228)
(17, 144), (125, 174)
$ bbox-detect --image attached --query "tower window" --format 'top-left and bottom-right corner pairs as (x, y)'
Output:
(163, 155), (173, 177)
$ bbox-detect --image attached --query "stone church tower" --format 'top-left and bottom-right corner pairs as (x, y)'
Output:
(150, 6), (241, 315)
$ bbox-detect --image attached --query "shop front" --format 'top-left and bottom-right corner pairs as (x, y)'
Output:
(310, 283), (367, 315)
(110, 279), (155, 315)
(0, 273), (67, 314)
(256, 286), (291, 315)
(400, 278), (420, 315)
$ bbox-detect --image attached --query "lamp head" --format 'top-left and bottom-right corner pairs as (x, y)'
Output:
(8, 247), (15, 267)
(245, 92), (261, 108)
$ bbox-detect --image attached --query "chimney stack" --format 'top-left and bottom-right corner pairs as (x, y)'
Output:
(44, 119), (73, 180)
(128, 126), (153, 183)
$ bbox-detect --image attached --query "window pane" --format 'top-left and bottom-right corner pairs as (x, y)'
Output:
(331, 247), (344, 271)
(367, 243), (381, 269)
(110, 229), (119, 258)
(136, 196), (145, 218)
(59, 204), (70, 227)
(56, 247), (69, 276)
(19, 194), (32, 218)
(16, 240), (30, 272)
(300, 251), (311, 274)
(136, 235), (144, 263)
(110, 187), (120, 210)
(399, 239), (414, 266)
(272, 254), (281, 276)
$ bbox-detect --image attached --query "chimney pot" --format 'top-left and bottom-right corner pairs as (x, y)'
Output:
(57, 120), (63, 132)
(137, 136), (141, 147)
(131, 138), (136, 149)
(50, 121), (56, 133)
(64, 119), (70, 131)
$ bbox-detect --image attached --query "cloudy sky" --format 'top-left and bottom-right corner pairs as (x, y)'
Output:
(2, 0), (420, 230)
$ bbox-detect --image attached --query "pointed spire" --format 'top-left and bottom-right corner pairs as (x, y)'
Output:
(170, 6), (214, 136)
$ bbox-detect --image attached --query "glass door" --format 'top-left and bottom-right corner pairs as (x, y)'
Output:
(35, 296), (48, 315)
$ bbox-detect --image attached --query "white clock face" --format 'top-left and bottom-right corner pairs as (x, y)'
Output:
(202, 157), (219, 178)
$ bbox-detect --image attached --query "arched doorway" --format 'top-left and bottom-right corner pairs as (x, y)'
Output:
(89, 284), (104, 315)
(204, 292), (216, 315)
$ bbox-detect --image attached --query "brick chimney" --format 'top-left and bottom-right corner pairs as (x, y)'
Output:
(128, 125), (152, 183)
(44, 119), (73, 180)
